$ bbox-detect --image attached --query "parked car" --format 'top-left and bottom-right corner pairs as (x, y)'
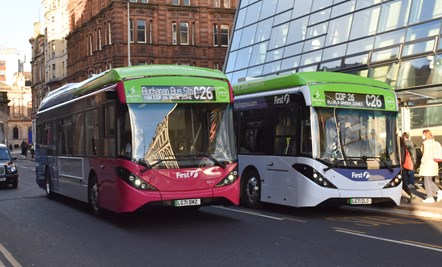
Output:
(0, 144), (18, 188)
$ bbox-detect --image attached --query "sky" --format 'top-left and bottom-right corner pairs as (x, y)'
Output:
(0, 0), (42, 71)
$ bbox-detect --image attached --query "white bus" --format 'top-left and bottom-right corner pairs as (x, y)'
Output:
(234, 72), (402, 208)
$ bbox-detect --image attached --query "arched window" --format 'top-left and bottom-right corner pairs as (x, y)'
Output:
(13, 127), (19, 139)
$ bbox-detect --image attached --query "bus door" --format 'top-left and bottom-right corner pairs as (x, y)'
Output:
(262, 107), (299, 206)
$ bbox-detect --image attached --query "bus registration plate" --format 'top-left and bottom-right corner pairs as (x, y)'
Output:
(174, 198), (201, 207)
(349, 198), (372, 205)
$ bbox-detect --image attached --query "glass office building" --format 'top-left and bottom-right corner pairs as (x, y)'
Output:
(224, 0), (442, 144)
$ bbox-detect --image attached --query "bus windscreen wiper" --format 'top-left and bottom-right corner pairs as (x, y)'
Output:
(180, 153), (227, 169)
(140, 159), (163, 173)
(323, 156), (393, 173)
(323, 159), (350, 172)
(348, 156), (394, 173)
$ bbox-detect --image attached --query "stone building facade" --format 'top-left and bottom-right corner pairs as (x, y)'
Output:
(66, 0), (237, 83)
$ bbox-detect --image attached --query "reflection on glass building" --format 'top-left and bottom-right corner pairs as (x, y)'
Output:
(224, 0), (442, 144)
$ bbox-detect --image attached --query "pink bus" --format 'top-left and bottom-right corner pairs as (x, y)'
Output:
(35, 65), (239, 215)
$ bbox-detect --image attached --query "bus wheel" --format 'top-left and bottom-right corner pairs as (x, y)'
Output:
(88, 176), (102, 216)
(242, 170), (261, 208)
(45, 169), (54, 199)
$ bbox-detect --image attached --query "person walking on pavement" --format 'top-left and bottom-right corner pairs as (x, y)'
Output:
(402, 132), (417, 188)
(20, 140), (28, 158)
(400, 137), (416, 202)
(419, 129), (442, 203)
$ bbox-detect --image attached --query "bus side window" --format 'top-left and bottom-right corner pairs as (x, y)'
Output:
(103, 104), (116, 157)
(85, 109), (99, 156)
(301, 108), (312, 156)
(273, 107), (298, 155)
(239, 110), (266, 154)
(118, 107), (132, 158)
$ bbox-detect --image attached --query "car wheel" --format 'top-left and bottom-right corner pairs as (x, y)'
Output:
(11, 180), (18, 189)
(241, 169), (261, 209)
(88, 175), (102, 217)
(45, 169), (55, 199)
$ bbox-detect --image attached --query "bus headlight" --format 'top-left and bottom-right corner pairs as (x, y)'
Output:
(293, 164), (337, 188)
(215, 168), (239, 188)
(118, 168), (158, 191)
(383, 174), (402, 188)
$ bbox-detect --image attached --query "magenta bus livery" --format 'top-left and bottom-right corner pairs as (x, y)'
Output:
(35, 65), (239, 215)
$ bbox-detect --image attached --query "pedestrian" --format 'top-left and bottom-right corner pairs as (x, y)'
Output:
(400, 137), (416, 202)
(402, 132), (417, 188)
(418, 129), (442, 203)
(30, 143), (35, 158)
(20, 140), (28, 158)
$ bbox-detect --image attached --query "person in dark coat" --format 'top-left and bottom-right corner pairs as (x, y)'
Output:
(21, 140), (28, 157)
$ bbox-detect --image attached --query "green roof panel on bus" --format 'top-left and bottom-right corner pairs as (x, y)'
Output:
(233, 72), (392, 95)
(233, 72), (397, 111)
(38, 65), (232, 111)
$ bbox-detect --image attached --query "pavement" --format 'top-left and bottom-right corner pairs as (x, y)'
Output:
(11, 150), (442, 219)
(368, 179), (442, 220)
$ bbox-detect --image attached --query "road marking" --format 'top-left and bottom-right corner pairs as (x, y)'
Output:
(213, 206), (284, 220)
(335, 229), (442, 252)
(281, 217), (306, 223)
(333, 227), (365, 234)
(0, 243), (22, 267)
(403, 240), (442, 250)
(213, 206), (306, 222)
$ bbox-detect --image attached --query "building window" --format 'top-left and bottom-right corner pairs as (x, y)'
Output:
(172, 22), (189, 45)
(377, 0), (410, 33)
(409, 0), (442, 24)
(213, 25), (218, 46)
(137, 20), (146, 43)
(130, 19), (134, 43)
(221, 25), (229, 46)
(396, 57), (433, 89)
(326, 15), (352, 46)
(108, 22), (112, 45)
(180, 22), (189, 45)
(149, 20), (153, 44)
(89, 34), (93, 55)
(172, 0), (190, 5)
(52, 64), (56, 79)
(98, 28), (102, 50)
(192, 22), (195, 45)
(13, 127), (19, 139)
(172, 22), (177, 45)
(214, 0), (230, 8)
(213, 24), (230, 47)
(51, 41), (55, 58)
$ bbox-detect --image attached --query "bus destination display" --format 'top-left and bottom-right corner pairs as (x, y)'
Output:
(325, 91), (385, 109)
(142, 86), (216, 101)
(125, 85), (232, 103)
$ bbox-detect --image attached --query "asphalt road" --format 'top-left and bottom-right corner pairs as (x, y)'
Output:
(1, 157), (441, 266)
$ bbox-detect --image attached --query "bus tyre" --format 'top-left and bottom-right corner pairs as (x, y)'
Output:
(88, 176), (102, 217)
(242, 170), (261, 208)
(45, 169), (55, 199)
